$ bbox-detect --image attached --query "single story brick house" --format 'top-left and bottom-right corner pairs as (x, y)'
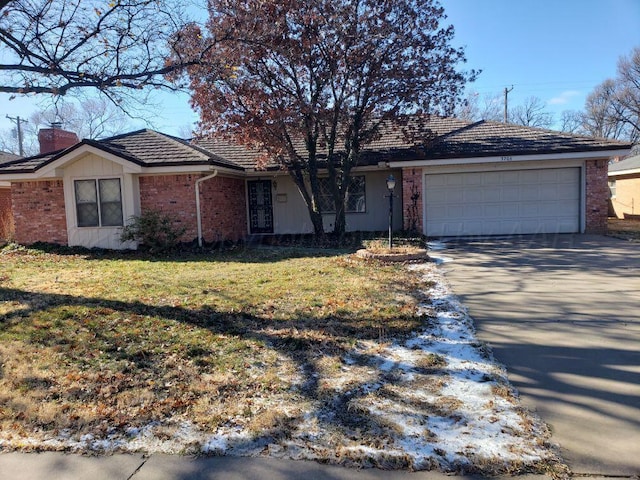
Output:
(608, 154), (640, 219)
(0, 118), (631, 249)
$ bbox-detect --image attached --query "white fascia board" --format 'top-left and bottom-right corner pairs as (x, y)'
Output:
(245, 168), (284, 177)
(140, 165), (245, 177)
(609, 167), (640, 177)
(387, 149), (632, 168)
(0, 172), (57, 181)
(0, 163), (245, 181)
(352, 165), (391, 172)
(37, 144), (143, 178)
(0, 181), (10, 187)
(244, 165), (389, 177)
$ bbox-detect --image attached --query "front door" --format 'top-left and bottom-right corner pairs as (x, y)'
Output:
(248, 180), (274, 234)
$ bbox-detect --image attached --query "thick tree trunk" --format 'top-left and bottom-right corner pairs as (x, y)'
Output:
(333, 203), (346, 238)
(309, 209), (325, 236)
(288, 168), (325, 236)
(330, 159), (353, 239)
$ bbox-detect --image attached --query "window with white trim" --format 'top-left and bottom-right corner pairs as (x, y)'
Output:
(74, 178), (123, 227)
(317, 176), (366, 213)
(608, 179), (616, 198)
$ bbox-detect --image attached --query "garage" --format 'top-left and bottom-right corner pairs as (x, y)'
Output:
(424, 167), (581, 236)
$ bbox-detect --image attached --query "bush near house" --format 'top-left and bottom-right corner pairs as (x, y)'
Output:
(120, 210), (187, 252)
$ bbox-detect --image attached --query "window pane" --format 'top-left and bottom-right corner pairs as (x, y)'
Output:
(75, 180), (99, 227)
(346, 176), (366, 213)
(99, 179), (121, 202)
(99, 179), (123, 226)
(100, 202), (123, 226)
(75, 180), (97, 203)
(317, 177), (335, 212)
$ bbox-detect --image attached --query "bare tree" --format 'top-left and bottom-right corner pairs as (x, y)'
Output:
(559, 110), (585, 134)
(581, 80), (627, 139)
(177, 124), (196, 140)
(32, 98), (129, 139)
(509, 96), (554, 128)
(579, 48), (640, 142)
(0, 97), (132, 155)
(610, 47), (640, 142)
(0, 0), (217, 104)
(455, 90), (502, 122)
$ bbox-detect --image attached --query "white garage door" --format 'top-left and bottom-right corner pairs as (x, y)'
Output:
(425, 168), (581, 236)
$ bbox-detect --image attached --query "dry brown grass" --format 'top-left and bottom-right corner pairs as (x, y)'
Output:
(608, 217), (640, 242)
(0, 245), (426, 449)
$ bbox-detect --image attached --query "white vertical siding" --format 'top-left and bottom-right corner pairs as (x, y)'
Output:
(63, 153), (136, 249)
(269, 170), (403, 235)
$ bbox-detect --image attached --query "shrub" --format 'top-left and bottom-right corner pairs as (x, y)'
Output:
(120, 210), (186, 253)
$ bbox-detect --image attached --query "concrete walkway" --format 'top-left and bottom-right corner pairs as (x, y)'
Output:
(0, 452), (541, 480)
(438, 234), (640, 476)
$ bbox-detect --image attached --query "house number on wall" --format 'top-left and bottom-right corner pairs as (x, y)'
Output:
(500, 156), (513, 162)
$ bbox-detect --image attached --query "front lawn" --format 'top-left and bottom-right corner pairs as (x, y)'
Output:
(0, 244), (563, 474)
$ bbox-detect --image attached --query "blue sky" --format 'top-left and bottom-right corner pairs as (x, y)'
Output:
(443, 0), (640, 123)
(1, 0), (639, 139)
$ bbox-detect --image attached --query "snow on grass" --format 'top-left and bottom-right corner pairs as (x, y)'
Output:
(0, 261), (561, 474)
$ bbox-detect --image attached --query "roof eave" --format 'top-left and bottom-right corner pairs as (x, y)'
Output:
(139, 162), (246, 174)
(388, 147), (632, 168)
(609, 167), (640, 177)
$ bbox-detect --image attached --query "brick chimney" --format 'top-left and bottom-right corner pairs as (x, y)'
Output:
(38, 122), (79, 154)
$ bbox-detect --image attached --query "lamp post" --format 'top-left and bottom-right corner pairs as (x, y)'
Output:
(386, 174), (396, 249)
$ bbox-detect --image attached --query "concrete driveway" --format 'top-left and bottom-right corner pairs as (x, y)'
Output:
(437, 234), (640, 476)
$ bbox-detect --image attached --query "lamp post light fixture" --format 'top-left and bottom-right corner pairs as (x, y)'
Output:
(386, 174), (396, 249)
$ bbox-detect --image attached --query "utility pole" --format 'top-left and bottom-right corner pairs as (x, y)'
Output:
(6, 115), (27, 156)
(503, 86), (514, 123)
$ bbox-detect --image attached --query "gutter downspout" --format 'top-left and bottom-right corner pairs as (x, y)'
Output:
(195, 170), (218, 247)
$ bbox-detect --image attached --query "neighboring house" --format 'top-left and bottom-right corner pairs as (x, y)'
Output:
(0, 151), (20, 164)
(0, 119), (631, 249)
(608, 154), (640, 219)
(0, 150), (21, 241)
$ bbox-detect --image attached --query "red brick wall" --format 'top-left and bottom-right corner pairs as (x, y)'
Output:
(401, 168), (423, 233)
(11, 180), (68, 245)
(0, 188), (14, 241)
(139, 174), (247, 243)
(139, 174), (198, 241)
(199, 176), (247, 242)
(585, 159), (609, 233)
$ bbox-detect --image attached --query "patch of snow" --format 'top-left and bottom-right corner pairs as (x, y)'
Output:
(427, 241), (447, 251)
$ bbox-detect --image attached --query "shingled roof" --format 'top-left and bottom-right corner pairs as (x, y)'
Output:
(423, 120), (629, 159)
(0, 118), (631, 176)
(0, 150), (21, 166)
(193, 116), (471, 168)
(95, 130), (242, 169)
(609, 154), (640, 175)
(195, 116), (631, 168)
(0, 129), (244, 174)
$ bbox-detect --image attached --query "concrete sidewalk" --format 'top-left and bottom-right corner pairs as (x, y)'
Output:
(438, 234), (640, 477)
(0, 452), (539, 480)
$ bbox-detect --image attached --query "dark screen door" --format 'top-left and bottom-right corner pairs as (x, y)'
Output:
(248, 180), (273, 234)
